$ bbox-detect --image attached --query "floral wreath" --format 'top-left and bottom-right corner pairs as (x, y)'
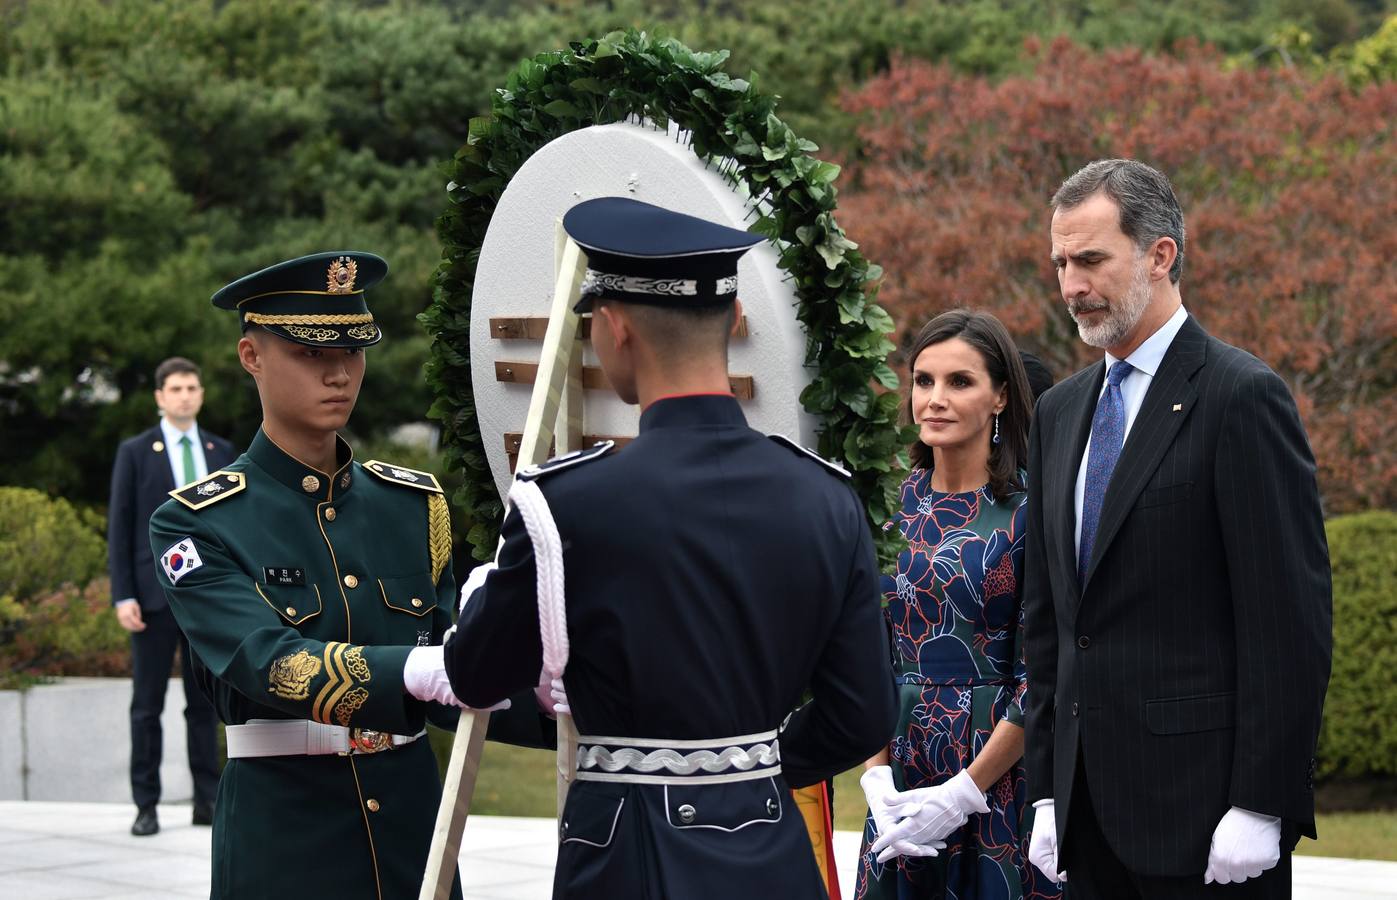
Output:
(424, 29), (912, 565)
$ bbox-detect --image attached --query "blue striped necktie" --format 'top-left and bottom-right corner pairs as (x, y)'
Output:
(1078, 360), (1134, 581)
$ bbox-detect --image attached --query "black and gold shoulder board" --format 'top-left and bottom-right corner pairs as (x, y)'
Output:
(169, 470), (248, 510)
(515, 440), (616, 482)
(363, 460), (443, 494)
(768, 435), (851, 479)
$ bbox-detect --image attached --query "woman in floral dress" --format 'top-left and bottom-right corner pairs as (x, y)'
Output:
(855, 310), (1059, 900)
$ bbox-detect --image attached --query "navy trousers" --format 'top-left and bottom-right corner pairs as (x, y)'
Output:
(1062, 750), (1291, 899)
(129, 608), (220, 810)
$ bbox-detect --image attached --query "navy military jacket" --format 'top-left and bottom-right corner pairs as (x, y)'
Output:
(445, 394), (897, 899)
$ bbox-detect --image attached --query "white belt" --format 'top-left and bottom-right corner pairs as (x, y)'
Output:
(225, 719), (426, 759)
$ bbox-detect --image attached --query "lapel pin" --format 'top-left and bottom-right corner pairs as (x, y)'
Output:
(1172, 403), (1183, 412)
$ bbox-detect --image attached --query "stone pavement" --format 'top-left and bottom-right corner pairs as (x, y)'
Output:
(3, 801), (1395, 899)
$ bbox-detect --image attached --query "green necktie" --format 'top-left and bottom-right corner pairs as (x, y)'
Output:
(179, 435), (197, 486)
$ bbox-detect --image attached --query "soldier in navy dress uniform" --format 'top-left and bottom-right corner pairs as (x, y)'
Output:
(148, 252), (550, 900)
(444, 197), (899, 899)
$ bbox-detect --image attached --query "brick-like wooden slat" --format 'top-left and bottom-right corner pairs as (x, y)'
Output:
(494, 360), (754, 400)
(490, 315), (748, 341)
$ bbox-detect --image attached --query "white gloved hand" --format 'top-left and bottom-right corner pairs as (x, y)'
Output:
(404, 646), (460, 706)
(457, 561), (497, 614)
(535, 675), (570, 717)
(861, 766), (947, 863)
(861, 767), (903, 841)
(1027, 798), (1067, 884)
(870, 768), (986, 862)
(1204, 806), (1281, 885)
(402, 646), (511, 711)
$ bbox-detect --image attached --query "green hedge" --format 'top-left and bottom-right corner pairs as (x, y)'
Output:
(0, 487), (126, 688)
(1317, 510), (1397, 781)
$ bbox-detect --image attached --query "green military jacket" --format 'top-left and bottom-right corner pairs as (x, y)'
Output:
(150, 429), (461, 900)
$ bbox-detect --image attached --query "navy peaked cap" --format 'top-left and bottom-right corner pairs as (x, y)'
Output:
(211, 251), (388, 348)
(563, 197), (762, 313)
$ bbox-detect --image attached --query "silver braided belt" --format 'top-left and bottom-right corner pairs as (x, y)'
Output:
(575, 729), (781, 785)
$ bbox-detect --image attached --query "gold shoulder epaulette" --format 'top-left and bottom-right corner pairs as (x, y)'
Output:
(169, 470), (248, 510)
(363, 460), (443, 494)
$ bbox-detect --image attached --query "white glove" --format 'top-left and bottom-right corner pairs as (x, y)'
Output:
(1027, 798), (1066, 884)
(861, 767), (903, 840)
(870, 768), (986, 862)
(861, 766), (946, 863)
(1204, 806), (1281, 884)
(535, 675), (570, 717)
(402, 646), (511, 711)
(457, 561), (497, 614)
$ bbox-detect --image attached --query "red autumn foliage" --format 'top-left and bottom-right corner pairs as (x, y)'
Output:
(838, 37), (1397, 515)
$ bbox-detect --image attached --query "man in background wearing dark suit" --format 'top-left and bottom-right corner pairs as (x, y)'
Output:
(1022, 159), (1331, 898)
(108, 356), (236, 836)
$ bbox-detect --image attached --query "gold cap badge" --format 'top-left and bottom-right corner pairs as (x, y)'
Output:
(326, 257), (358, 294)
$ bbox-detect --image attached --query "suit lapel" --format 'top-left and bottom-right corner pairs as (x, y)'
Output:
(147, 425), (176, 492)
(1053, 363), (1102, 601)
(1082, 317), (1208, 586)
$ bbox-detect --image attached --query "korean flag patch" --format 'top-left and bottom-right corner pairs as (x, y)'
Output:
(161, 538), (205, 585)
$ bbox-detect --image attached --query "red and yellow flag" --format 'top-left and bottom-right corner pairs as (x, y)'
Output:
(793, 782), (841, 899)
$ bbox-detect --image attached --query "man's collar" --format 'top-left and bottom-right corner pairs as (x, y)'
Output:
(1106, 305), (1189, 378)
(247, 428), (355, 502)
(639, 393), (747, 432)
(159, 417), (200, 446)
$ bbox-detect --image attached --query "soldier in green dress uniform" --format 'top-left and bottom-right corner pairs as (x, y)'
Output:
(149, 252), (546, 900)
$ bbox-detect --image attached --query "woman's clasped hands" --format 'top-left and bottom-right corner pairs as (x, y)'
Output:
(866, 768), (990, 864)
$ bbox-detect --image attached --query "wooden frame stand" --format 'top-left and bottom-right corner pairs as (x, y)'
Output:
(418, 224), (588, 900)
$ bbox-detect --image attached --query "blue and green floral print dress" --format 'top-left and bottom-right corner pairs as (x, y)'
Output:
(854, 468), (1060, 900)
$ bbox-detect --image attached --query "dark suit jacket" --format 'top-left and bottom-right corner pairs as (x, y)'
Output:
(1022, 315), (1332, 877)
(108, 423), (236, 611)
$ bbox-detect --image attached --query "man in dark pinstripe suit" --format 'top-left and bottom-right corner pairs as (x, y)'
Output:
(1021, 159), (1332, 898)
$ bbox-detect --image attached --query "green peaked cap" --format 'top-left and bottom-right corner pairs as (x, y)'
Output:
(212, 251), (388, 347)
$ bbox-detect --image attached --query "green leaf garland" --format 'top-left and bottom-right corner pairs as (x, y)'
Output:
(424, 29), (913, 566)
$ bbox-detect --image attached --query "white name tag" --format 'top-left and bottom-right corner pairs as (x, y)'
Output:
(160, 537), (204, 584)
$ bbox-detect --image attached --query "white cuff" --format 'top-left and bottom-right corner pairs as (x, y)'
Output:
(948, 768), (990, 814)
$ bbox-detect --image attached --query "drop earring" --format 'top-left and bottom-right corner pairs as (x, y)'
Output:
(992, 413), (1000, 445)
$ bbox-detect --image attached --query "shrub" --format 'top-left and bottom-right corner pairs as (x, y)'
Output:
(0, 487), (126, 688)
(1316, 510), (1397, 781)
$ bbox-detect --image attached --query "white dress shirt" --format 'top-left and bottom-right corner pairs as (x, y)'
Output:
(160, 417), (209, 488)
(1074, 305), (1190, 554)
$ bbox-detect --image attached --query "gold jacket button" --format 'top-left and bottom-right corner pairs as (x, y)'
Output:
(324, 507), (336, 522)
(301, 475), (320, 493)
(285, 607), (297, 617)
(344, 574), (359, 589)
(410, 598), (423, 609)
(366, 798), (380, 813)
